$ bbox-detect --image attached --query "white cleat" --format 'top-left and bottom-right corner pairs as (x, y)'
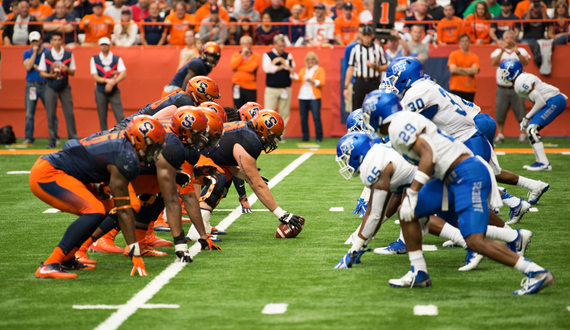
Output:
(442, 240), (459, 247)
(506, 199), (531, 225)
(388, 268), (432, 288)
(527, 181), (550, 205)
(513, 270), (555, 295)
(458, 249), (484, 271)
(506, 229), (533, 257)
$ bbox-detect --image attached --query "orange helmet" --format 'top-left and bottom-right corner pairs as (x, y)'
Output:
(201, 101), (227, 122)
(199, 108), (225, 151)
(125, 115), (166, 165)
(238, 102), (262, 122)
(251, 110), (284, 153)
(185, 76), (221, 105)
(170, 106), (208, 149)
(202, 41), (221, 66)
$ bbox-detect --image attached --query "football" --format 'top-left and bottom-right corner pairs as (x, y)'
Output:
(275, 218), (305, 238)
(50, 63), (62, 75)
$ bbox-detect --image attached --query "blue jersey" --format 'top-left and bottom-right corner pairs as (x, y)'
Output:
(119, 91), (195, 128)
(43, 132), (139, 184)
(168, 57), (211, 88)
(206, 121), (263, 166)
(23, 48), (49, 82)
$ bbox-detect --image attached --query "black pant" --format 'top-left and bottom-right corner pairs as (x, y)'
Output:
(450, 90), (475, 102)
(233, 86), (257, 109)
(352, 77), (380, 111)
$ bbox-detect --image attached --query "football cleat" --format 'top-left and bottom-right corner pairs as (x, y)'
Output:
(89, 236), (124, 254)
(374, 238), (407, 255)
(527, 181), (550, 205)
(61, 258), (96, 270)
(388, 267), (432, 288)
(35, 262), (78, 279)
(513, 270), (555, 295)
(525, 162), (552, 171)
(333, 252), (356, 269)
(442, 240), (459, 247)
(352, 247), (373, 264)
(181, 217), (191, 223)
(123, 245), (168, 257)
(145, 233), (173, 247)
(153, 217), (170, 232)
(506, 229), (533, 257)
(523, 162), (539, 169)
(207, 233), (222, 242)
(75, 249), (97, 264)
(506, 199), (531, 225)
(458, 249), (484, 271)
(211, 227), (227, 235)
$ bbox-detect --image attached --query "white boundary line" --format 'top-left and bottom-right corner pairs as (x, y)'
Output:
(91, 152), (313, 330)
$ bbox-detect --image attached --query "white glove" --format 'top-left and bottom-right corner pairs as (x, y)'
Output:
(520, 117), (529, 131)
(174, 243), (193, 263)
(400, 188), (418, 222)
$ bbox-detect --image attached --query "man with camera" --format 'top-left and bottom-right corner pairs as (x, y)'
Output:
(520, 0), (554, 73)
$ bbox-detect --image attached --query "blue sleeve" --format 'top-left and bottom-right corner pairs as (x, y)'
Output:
(188, 59), (206, 76)
(23, 49), (30, 61)
(115, 152), (140, 182)
(420, 105), (439, 120)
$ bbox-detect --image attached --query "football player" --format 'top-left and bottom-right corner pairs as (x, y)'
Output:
(501, 59), (568, 171)
(31, 115), (166, 278)
(363, 90), (554, 295)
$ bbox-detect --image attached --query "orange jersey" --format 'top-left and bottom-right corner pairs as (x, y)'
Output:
(334, 14), (360, 45)
(231, 51), (261, 90)
(464, 14), (491, 44)
(436, 17), (464, 44)
(254, 0), (272, 14)
(165, 12), (196, 45)
(395, 0), (408, 20)
(285, 0), (314, 20)
(514, 0), (547, 19)
(448, 49), (480, 93)
(29, 4), (53, 20)
(80, 14), (114, 43)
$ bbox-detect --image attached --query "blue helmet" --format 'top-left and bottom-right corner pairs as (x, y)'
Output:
(347, 109), (365, 132)
(361, 89), (402, 135)
(500, 59), (523, 83)
(336, 131), (375, 180)
(380, 57), (424, 98)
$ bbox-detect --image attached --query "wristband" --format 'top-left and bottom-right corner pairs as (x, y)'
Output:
(414, 171), (430, 185)
(350, 236), (366, 254)
(174, 243), (188, 252)
(272, 206), (286, 219)
(128, 242), (141, 257)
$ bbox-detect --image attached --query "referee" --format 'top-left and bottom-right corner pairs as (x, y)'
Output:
(343, 25), (387, 111)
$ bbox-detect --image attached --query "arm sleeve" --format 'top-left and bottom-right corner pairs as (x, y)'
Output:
(90, 57), (97, 75)
(37, 53), (47, 72)
(184, 149), (201, 165)
(262, 52), (279, 73)
(161, 144), (186, 169)
(117, 57), (126, 72)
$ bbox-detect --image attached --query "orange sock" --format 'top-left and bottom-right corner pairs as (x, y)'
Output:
(79, 237), (94, 252)
(136, 228), (147, 246)
(45, 247), (67, 265)
(108, 228), (120, 241)
(63, 247), (79, 261)
(146, 221), (155, 235)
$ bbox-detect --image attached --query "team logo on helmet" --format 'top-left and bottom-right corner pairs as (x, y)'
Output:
(181, 114), (195, 129)
(392, 61), (407, 74)
(138, 121), (155, 135)
(196, 82), (208, 94)
(340, 137), (355, 154)
(264, 116), (278, 128)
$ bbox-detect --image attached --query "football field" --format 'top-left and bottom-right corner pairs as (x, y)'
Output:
(1, 138), (569, 330)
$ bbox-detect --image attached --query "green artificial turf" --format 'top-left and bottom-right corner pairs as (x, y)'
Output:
(0, 140), (569, 330)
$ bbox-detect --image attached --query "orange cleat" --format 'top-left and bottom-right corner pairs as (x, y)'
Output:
(146, 232), (173, 247)
(35, 262), (78, 279)
(181, 217), (191, 223)
(75, 249), (97, 264)
(153, 212), (170, 232)
(123, 244), (168, 257)
(89, 235), (124, 254)
(61, 258), (96, 270)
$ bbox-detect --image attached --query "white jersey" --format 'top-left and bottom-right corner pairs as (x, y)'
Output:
(448, 92), (481, 120)
(388, 112), (472, 181)
(514, 72), (566, 103)
(359, 143), (416, 193)
(305, 17), (335, 44)
(402, 79), (478, 142)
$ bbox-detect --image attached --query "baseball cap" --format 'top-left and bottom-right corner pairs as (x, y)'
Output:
(362, 25), (374, 35)
(98, 37), (111, 45)
(29, 31), (41, 42)
(314, 3), (325, 10)
(343, 2), (353, 10)
(210, 4), (219, 13)
(499, 0), (512, 6)
(92, 1), (103, 7)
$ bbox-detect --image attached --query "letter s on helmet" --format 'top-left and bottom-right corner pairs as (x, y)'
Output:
(125, 115), (166, 165)
(251, 109), (284, 153)
(185, 76), (221, 105)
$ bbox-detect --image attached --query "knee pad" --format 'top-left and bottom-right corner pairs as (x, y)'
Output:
(526, 124), (542, 144)
(199, 173), (228, 209)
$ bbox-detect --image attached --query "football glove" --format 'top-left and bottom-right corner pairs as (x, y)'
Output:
(400, 188), (418, 222)
(352, 198), (368, 218)
(174, 243), (194, 263)
(520, 117), (530, 131)
(193, 164), (219, 178)
(130, 256), (148, 276)
(278, 213), (304, 230)
(239, 195), (252, 213)
(261, 175), (270, 185)
(352, 246), (373, 265)
(333, 251), (356, 269)
(96, 182), (112, 200)
(199, 238), (222, 250)
(176, 170), (192, 188)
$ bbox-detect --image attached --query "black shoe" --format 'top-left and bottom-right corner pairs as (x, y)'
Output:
(45, 143), (56, 149)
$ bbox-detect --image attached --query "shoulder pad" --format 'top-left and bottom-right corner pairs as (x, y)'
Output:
(115, 152), (140, 182)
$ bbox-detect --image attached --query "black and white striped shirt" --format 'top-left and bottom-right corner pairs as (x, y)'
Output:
(348, 43), (387, 79)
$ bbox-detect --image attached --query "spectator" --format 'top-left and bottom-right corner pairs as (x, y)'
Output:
(281, 4), (305, 46)
(342, 23), (363, 113)
(427, 0), (444, 20)
(199, 4), (227, 45)
(263, 0), (291, 23)
(552, 1), (569, 45)
(490, 0), (521, 44)
(91, 37), (127, 131)
(292, 51), (325, 142)
(343, 25), (387, 111)
(140, 1), (167, 46)
(464, 1), (492, 44)
(328, 0), (346, 21)
(3, 1), (42, 45)
(44, 1), (77, 45)
(359, 0), (373, 23)
(436, 5), (464, 44)
(238, 17), (256, 44)
(179, 30), (200, 68)
(463, 0), (501, 17)
(22, 32), (56, 145)
(112, 8), (138, 46)
(38, 32), (78, 148)
(79, 1), (114, 45)
(521, 1), (554, 70)
(131, 0), (150, 22)
(254, 0), (272, 15)
(514, 0), (547, 18)
(448, 34), (480, 101)
(28, 0), (53, 21)
(262, 34), (295, 135)
(408, 25), (430, 64)
(104, 0), (126, 23)
(396, 0), (409, 21)
(403, 0), (435, 44)
(490, 29), (531, 143)
(164, 0), (197, 14)
(256, 12), (280, 45)
(73, 0), (94, 19)
(232, 0), (260, 22)
(335, 2), (360, 46)
(194, 0), (230, 31)
(385, 29), (410, 63)
(347, 0), (365, 13)
(451, 0), (471, 17)
(285, 0), (313, 20)
(165, 2), (195, 45)
(63, 0), (76, 16)
(306, 3), (335, 45)
(231, 35), (261, 108)
(226, 17), (240, 45)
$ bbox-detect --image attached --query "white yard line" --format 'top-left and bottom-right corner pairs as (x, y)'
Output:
(89, 152), (313, 330)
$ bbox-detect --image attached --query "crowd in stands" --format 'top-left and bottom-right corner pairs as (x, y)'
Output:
(0, 0), (568, 47)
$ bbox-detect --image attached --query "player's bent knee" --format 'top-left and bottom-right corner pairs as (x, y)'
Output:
(526, 125), (542, 144)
